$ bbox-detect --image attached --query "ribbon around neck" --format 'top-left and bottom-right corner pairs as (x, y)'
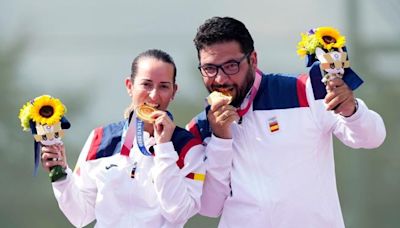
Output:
(120, 111), (173, 157)
(236, 70), (262, 117)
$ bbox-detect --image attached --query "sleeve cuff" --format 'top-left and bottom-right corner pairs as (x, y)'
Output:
(52, 167), (73, 187)
(208, 133), (233, 148)
(341, 98), (366, 122)
(205, 134), (233, 161)
(153, 142), (178, 160)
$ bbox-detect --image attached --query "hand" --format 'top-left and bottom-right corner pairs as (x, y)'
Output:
(324, 78), (357, 117)
(207, 98), (239, 139)
(41, 144), (68, 172)
(152, 110), (176, 144)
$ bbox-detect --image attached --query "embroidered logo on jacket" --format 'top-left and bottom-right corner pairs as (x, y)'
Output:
(105, 164), (118, 170)
(268, 117), (280, 133)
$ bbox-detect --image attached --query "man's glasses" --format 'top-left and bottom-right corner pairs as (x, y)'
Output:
(198, 53), (250, 78)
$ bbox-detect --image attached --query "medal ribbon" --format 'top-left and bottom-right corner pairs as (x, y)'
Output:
(120, 114), (137, 156)
(120, 111), (173, 157)
(236, 69), (262, 117)
(135, 118), (153, 156)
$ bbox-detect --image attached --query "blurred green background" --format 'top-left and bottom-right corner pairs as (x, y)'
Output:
(1, 0), (399, 227)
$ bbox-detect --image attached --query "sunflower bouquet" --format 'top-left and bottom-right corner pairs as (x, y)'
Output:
(297, 27), (346, 67)
(18, 95), (71, 182)
(296, 26), (363, 91)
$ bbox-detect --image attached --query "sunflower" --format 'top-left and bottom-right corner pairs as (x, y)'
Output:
(315, 27), (346, 51)
(296, 27), (346, 58)
(30, 95), (66, 126)
(18, 101), (33, 131)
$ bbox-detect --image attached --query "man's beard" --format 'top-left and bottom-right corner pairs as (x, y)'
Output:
(207, 67), (255, 107)
(230, 67), (255, 107)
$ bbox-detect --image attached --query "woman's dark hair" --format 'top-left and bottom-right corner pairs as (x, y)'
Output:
(130, 49), (177, 84)
(193, 17), (254, 58)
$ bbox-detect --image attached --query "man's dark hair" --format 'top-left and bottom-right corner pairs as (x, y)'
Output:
(193, 17), (254, 58)
(131, 49), (177, 84)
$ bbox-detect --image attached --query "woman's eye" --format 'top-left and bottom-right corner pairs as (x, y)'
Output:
(142, 83), (152, 88)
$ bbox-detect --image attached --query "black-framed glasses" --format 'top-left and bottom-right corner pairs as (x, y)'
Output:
(198, 53), (250, 78)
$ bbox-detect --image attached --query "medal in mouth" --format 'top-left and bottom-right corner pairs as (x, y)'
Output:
(207, 90), (233, 105)
(135, 104), (157, 123)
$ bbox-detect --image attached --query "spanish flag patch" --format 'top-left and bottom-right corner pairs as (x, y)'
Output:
(186, 172), (205, 182)
(268, 117), (279, 133)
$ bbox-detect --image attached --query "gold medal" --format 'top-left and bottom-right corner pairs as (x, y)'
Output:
(135, 104), (157, 123)
(207, 91), (232, 105)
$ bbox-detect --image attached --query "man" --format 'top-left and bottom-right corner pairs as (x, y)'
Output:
(186, 17), (386, 228)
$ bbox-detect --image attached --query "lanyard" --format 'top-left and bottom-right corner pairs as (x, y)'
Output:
(120, 111), (173, 157)
(236, 69), (262, 117)
(135, 118), (153, 156)
(120, 114), (137, 156)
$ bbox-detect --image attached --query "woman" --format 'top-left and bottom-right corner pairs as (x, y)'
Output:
(41, 49), (205, 227)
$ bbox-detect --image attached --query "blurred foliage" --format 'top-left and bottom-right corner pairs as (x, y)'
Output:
(335, 77), (400, 228)
(0, 37), (90, 227)
(335, 60), (400, 227)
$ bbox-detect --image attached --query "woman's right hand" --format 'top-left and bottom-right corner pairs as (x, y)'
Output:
(152, 110), (176, 145)
(41, 144), (68, 172)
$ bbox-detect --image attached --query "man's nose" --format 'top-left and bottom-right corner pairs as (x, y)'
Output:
(213, 69), (230, 84)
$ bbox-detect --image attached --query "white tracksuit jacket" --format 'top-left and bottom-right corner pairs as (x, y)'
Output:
(52, 121), (205, 228)
(187, 73), (386, 228)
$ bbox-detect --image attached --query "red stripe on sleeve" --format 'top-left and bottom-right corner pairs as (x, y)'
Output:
(120, 145), (130, 156)
(86, 127), (103, 161)
(186, 120), (202, 141)
(297, 74), (309, 107)
(186, 173), (195, 179)
(176, 138), (202, 169)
